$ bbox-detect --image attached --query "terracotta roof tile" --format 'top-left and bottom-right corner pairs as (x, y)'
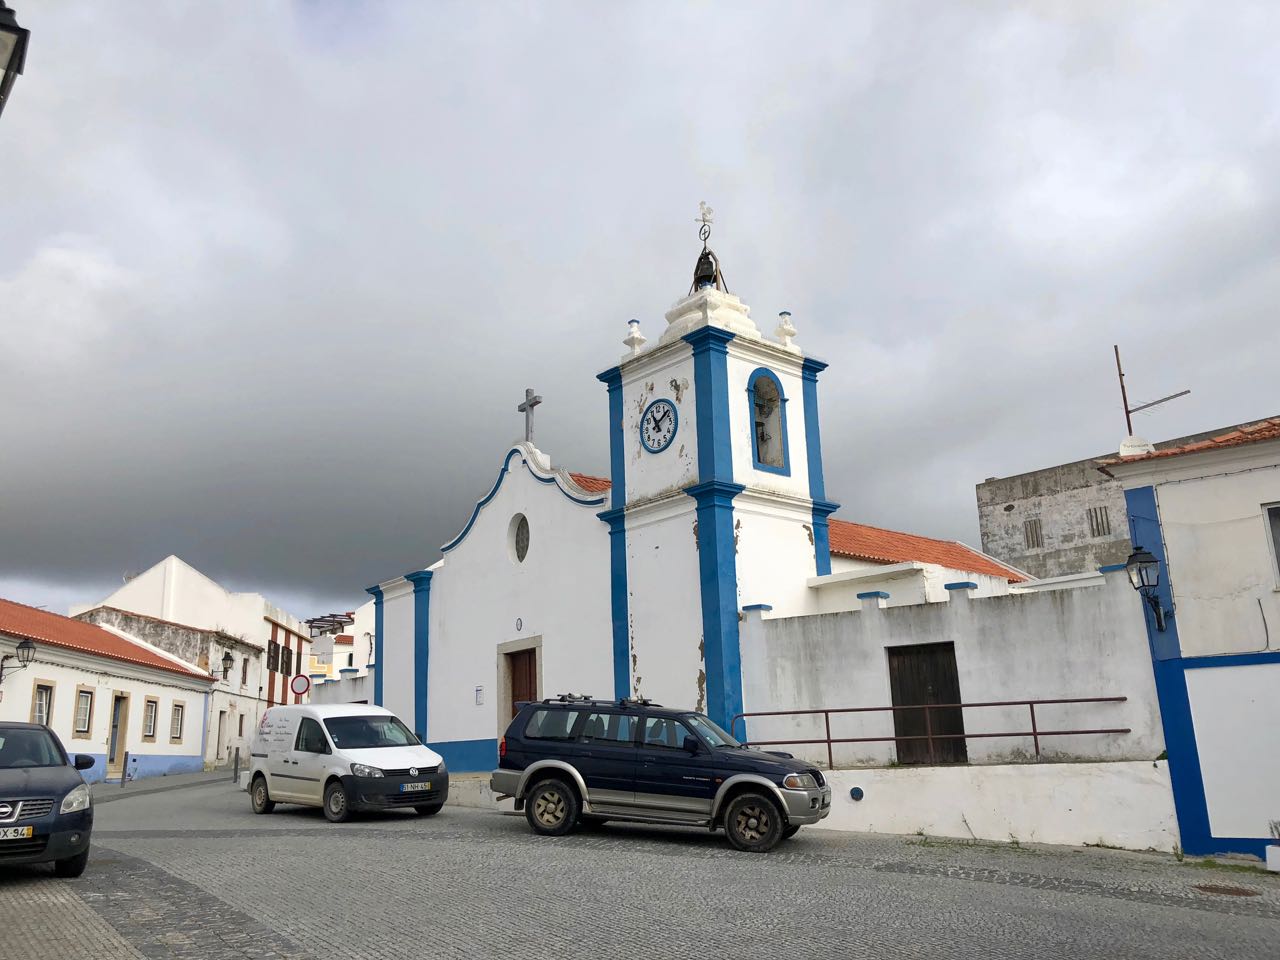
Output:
(828, 519), (1028, 582)
(568, 472), (613, 494)
(333, 634), (354, 645)
(0, 597), (212, 682)
(1101, 416), (1280, 466)
(566, 472), (1025, 582)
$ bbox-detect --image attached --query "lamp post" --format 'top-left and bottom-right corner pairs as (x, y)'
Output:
(1125, 546), (1168, 631)
(213, 650), (236, 681)
(0, 637), (36, 684)
(0, 2), (30, 120)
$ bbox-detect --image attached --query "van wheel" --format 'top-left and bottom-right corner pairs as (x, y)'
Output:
(414, 803), (443, 816)
(251, 776), (275, 814)
(525, 778), (579, 836)
(54, 849), (90, 878)
(323, 780), (351, 823)
(724, 792), (784, 852)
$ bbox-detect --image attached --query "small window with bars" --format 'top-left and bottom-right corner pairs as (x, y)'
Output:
(1087, 505), (1112, 538)
(1023, 518), (1044, 549)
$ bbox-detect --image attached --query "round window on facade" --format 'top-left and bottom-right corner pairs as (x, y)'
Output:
(509, 513), (530, 563)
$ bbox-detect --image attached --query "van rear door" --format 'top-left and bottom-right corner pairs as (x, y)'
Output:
(259, 709), (303, 801)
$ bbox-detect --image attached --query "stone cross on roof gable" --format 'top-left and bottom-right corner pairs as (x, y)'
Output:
(518, 387), (542, 443)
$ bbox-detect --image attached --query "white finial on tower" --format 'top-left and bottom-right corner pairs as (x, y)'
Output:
(775, 310), (798, 350)
(623, 318), (647, 358)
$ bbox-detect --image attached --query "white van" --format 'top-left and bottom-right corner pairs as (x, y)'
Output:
(248, 703), (448, 822)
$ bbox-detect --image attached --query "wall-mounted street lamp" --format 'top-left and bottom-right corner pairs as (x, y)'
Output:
(213, 650), (236, 680)
(0, 3), (31, 120)
(0, 637), (36, 684)
(1125, 546), (1169, 632)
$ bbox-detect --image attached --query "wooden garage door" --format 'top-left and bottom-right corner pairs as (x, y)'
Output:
(887, 642), (967, 764)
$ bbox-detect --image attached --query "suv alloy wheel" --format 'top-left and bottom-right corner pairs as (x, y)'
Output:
(525, 777), (579, 836)
(724, 792), (784, 852)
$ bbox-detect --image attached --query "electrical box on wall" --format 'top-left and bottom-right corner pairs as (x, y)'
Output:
(474, 685), (484, 706)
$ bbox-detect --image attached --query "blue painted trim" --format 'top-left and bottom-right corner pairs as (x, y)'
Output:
(597, 366), (625, 511)
(1182, 650), (1280, 669)
(199, 692), (209, 761)
(683, 327), (736, 483)
(441, 447), (606, 554)
(309, 673), (326, 679)
(638, 397), (679, 454)
(597, 364), (630, 700)
(426, 737), (499, 773)
(686, 481), (746, 730)
(406, 570), (433, 743)
(598, 507), (631, 699)
(339, 667), (359, 675)
(742, 603), (773, 612)
(857, 591), (890, 600)
(944, 581), (978, 591)
(1098, 563), (1128, 573)
(745, 367), (790, 476)
(802, 358), (837, 576)
(120, 753), (205, 781)
(365, 584), (384, 706)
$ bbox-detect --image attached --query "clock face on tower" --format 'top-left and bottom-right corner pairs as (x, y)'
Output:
(640, 398), (678, 453)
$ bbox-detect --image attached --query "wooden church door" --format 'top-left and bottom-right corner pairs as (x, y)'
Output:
(507, 649), (537, 720)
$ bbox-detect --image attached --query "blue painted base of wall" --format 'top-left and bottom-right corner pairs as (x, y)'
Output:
(80, 752), (205, 784)
(427, 738), (498, 773)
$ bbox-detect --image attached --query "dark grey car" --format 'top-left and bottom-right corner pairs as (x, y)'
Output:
(0, 722), (97, 876)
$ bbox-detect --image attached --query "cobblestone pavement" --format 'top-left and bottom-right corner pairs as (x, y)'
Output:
(2, 781), (1278, 959)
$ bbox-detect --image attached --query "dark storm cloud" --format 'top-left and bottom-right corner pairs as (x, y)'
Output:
(2, 2), (1278, 615)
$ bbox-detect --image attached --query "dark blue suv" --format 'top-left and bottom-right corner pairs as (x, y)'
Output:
(491, 696), (831, 852)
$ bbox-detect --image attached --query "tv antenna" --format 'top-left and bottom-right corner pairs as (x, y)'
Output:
(1113, 345), (1190, 435)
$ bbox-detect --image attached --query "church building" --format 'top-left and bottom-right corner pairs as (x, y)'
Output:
(359, 222), (1024, 773)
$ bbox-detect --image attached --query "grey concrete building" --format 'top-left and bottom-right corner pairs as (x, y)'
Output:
(976, 421), (1262, 579)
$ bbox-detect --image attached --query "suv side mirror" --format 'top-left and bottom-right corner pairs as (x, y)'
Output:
(74, 754), (96, 771)
(682, 735), (701, 754)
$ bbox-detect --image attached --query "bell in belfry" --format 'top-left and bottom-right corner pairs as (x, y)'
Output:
(694, 249), (718, 289)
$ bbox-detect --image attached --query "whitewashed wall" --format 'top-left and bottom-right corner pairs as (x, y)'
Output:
(725, 341), (810, 501)
(625, 496), (708, 710)
(1184, 661), (1280, 839)
(0, 637), (210, 782)
(619, 344), (699, 504)
(817, 761), (1180, 852)
(378, 579), (415, 726)
(740, 569), (1163, 766)
(735, 496), (824, 618)
(386, 446), (615, 747)
(1154, 461), (1280, 657)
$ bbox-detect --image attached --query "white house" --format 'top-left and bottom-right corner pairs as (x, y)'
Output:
(1, 597), (213, 782)
(1101, 416), (1280, 857)
(71, 556), (313, 757)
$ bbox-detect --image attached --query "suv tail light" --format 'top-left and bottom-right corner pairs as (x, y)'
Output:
(499, 737), (506, 759)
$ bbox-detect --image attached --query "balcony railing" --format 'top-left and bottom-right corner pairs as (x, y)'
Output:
(729, 697), (1130, 768)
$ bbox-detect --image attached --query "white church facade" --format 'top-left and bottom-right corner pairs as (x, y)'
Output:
(352, 237), (1030, 774)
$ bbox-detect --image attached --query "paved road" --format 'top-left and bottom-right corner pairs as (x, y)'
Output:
(3, 780), (1279, 959)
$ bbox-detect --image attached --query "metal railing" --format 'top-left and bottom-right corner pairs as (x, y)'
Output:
(729, 697), (1130, 768)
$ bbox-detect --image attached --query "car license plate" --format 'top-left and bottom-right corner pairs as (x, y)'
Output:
(0, 826), (34, 840)
(399, 781), (431, 793)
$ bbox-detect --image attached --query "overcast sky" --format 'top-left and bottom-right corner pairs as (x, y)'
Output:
(2, 1), (1277, 619)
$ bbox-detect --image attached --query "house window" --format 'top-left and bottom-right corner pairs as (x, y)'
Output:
(347, 653), (354, 668)
(31, 683), (53, 726)
(74, 689), (94, 734)
(241, 656), (249, 686)
(143, 698), (159, 741)
(747, 368), (789, 474)
(1024, 518), (1043, 549)
(1087, 506), (1112, 538)
(170, 703), (185, 742)
(238, 714), (245, 737)
(267, 641), (279, 673)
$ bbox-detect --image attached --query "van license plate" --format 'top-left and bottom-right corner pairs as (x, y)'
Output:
(399, 782), (431, 793)
(0, 826), (34, 840)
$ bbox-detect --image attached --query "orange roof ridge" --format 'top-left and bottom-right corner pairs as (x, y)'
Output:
(1101, 416), (1280, 467)
(568, 472), (613, 494)
(0, 597), (212, 682)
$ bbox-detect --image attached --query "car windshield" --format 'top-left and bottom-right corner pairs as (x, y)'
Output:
(0, 728), (67, 768)
(323, 715), (420, 749)
(683, 713), (741, 748)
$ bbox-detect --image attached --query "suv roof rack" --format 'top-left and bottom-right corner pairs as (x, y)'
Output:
(547, 693), (595, 703)
(618, 697), (662, 708)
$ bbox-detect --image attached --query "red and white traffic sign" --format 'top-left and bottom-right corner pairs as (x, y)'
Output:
(290, 674), (311, 697)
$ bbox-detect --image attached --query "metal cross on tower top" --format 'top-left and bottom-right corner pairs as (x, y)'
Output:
(696, 201), (714, 247)
(518, 387), (542, 443)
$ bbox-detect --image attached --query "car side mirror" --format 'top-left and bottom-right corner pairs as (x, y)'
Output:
(682, 735), (701, 754)
(74, 754), (96, 771)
